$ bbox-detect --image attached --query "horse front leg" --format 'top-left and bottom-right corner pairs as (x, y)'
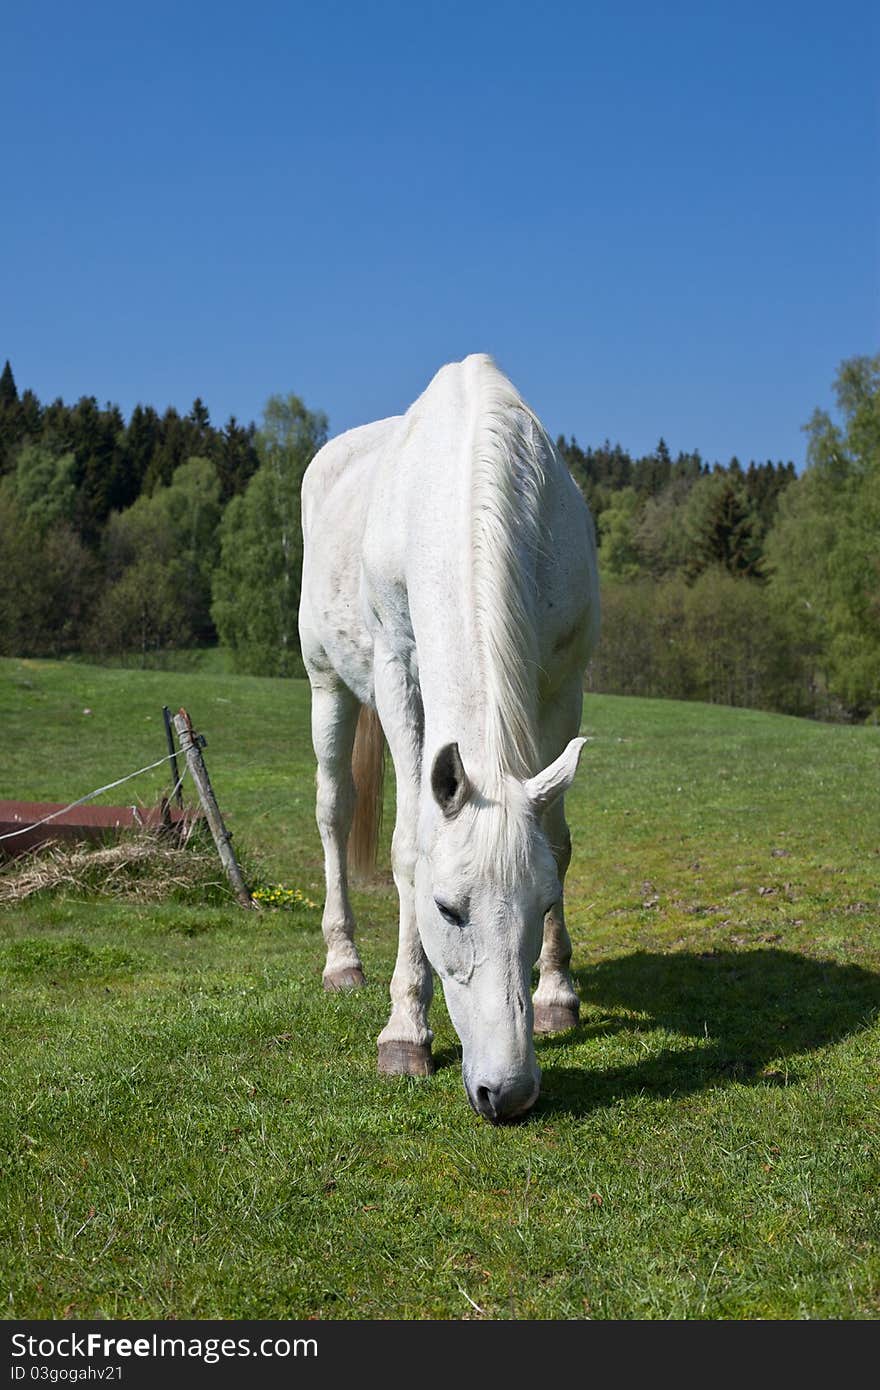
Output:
(533, 796), (581, 1033)
(308, 678), (365, 991)
(532, 681), (584, 1033)
(373, 648), (434, 1076)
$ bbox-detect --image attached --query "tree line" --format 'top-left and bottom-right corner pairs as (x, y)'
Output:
(567, 355), (879, 721)
(0, 354), (877, 722)
(0, 361), (324, 676)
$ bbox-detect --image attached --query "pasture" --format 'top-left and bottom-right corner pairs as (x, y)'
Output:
(1, 655), (878, 1319)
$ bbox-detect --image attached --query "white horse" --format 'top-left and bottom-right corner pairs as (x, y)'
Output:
(298, 355), (599, 1122)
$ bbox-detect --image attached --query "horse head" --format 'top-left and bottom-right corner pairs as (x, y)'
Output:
(415, 737), (586, 1122)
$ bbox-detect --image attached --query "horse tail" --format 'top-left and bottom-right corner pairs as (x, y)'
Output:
(349, 704), (385, 879)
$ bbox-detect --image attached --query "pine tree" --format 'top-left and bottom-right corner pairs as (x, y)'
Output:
(216, 415), (260, 501)
(41, 397), (75, 453)
(143, 407), (188, 492)
(18, 389), (42, 439)
(0, 360), (17, 406)
(125, 404), (161, 496)
(0, 360), (23, 473)
(697, 479), (762, 578)
(685, 474), (763, 580)
(189, 397), (211, 432)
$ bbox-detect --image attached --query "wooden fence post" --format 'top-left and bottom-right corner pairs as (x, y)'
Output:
(172, 708), (257, 910)
(163, 705), (184, 810)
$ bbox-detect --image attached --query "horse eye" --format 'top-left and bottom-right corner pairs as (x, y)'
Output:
(435, 898), (464, 928)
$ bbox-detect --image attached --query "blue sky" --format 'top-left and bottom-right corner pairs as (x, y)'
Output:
(2, 1), (877, 466)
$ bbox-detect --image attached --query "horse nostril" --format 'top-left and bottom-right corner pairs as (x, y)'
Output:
(470, 1075), (540, 1124)
(477, 1084), (512, 1123)
(475, 1085), (497, 1120)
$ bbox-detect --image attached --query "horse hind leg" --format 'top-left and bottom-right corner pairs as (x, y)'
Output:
(309, 679), (366, 991)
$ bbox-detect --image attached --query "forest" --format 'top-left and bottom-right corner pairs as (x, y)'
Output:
(0, 354), (877, 722)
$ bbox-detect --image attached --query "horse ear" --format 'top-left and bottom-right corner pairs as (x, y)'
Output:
(524, 737), (587, 814)
(431, 742), (472, 818)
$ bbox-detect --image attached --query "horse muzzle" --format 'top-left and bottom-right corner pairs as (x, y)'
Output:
(465, 1070), (541, 1124)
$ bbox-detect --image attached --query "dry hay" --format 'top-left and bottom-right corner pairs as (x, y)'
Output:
(0, 827), (227, 905)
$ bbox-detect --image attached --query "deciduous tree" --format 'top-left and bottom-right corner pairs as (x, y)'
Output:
(211, 394), (328, 675)
(765, 354), (880, 717)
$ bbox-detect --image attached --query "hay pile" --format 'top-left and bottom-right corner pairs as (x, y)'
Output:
(0, 830), (227, 905)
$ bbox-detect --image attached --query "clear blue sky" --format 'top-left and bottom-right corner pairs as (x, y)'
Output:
(2, 1), (878, 467)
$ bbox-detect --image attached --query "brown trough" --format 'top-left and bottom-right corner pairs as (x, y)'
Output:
(0, 799), (194, 860)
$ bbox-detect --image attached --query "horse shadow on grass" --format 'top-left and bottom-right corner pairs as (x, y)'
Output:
(533, 948), (880, 1119)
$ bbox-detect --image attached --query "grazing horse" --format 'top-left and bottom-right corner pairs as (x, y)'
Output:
(298, 355), (599, 1122)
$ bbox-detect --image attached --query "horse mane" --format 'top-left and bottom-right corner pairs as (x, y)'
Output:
(469, 355), (548, 783)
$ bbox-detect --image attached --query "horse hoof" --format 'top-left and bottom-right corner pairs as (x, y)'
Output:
(377, 1041), (435, 1077)
(323, 967), (366, 992)
(533, 1003), (579, 1035)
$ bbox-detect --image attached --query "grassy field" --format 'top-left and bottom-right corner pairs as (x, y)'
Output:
(1, 655), (878, 1320)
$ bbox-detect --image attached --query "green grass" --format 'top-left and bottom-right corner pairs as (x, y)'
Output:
(1, 656), (879, 1320)
(65, 645), (240, 676)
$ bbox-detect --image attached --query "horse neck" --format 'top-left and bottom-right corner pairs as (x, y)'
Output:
(413, 362), (546, 788)
(468, 372), (545, 783)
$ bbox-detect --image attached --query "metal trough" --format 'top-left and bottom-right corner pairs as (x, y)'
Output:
(0, 799), (193, 860)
